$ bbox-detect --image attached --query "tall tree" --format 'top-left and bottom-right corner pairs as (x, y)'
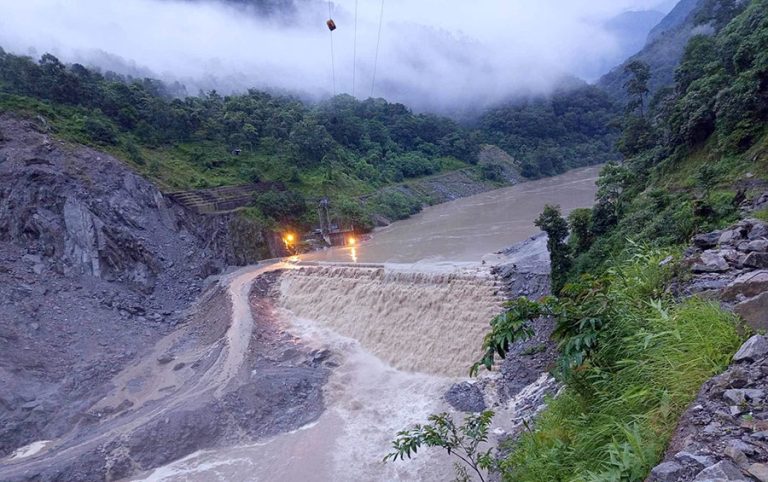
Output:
(535, 204), (573, 294)
(624, 60), (651, 117)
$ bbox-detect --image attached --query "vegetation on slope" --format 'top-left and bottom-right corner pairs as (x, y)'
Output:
(389, 1), (766, 479)
(503, 248), (742, 480)
(478, 83), (621, 178)
(0, 47), (621, 233)
(503, 1), (767, 479)
(599, 0), (748, 102)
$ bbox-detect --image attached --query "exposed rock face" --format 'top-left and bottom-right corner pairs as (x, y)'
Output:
(0, 114), (270, 291)
(0, 114), (287, 478)
(647, 335), (768, 482)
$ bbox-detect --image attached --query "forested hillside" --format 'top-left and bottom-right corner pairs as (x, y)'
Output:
(577, 0), (768, 272)
(388, 1), (768, 480)
(0, 47), (619, 232)
(497, 0), (768, 479)
(478, 83), (621, 178)
(599, 0), (748, 101)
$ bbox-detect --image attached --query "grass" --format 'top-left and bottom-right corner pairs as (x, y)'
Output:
(501, 248), (744, 481)
(755, 207), (768, 222)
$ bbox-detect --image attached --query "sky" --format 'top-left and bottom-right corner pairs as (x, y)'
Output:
(0, 0), (678, 113)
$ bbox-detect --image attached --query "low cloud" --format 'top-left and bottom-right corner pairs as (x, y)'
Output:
(0, 0), (674, 112)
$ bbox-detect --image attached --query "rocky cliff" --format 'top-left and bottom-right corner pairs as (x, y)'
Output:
(0, 113), (278, 470)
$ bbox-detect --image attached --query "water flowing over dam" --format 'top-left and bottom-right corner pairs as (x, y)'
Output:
(279, 265), (504, 377)
(131, 166), (601, 482)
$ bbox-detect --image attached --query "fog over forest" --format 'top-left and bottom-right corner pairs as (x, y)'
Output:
(0, 0), (677, 112)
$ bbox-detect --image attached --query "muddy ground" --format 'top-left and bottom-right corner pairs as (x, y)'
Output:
(0, 267), (331, 481)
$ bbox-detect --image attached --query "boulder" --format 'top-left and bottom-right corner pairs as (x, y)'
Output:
(749, 463), (768, 482)
(748, 222), (768, 241)
(693, 460), (747, 480)
(693, 252), (730, 273)
(721, 271), (768, 301)
(733, 335), (768, 363)
(744, 252), (768, 269)
(724, 443), (749, 468)
(720, 229), (743, 246)
(694, 231), (722, 249)
(723, 389), (765, 405)
(675, 451), (715, 468)
(444, 382), (486, 412)
(748, 240), (768, 252)
(734, 292), (768, 332)
(650, 461), (684, 482)
(728, 439), (757, 456)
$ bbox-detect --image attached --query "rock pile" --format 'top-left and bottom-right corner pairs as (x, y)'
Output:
(684, 217), (768, 332)
(648, 335), (768, 482)
(649, 215), (768, 482)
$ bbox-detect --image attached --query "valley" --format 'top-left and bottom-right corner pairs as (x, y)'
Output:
(2, 0), (768, 480)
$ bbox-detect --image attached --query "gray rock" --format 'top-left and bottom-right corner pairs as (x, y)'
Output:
(22, 254), (42, 264)
(748, 463), (768, 482)
(728, 439), (757, 456)
(745, 252), (768, 269)
(675, 451), (716, 468)
(445, 382), (486, 412)
(723, 389), (765, 405)
(693, 460), (748, 480)
(751, 431), (768, 441)
(724, 443), (749, 468)
(720, 230), (743, 246)
(695, 231), (723, 249)
(722, 271), (768, 301)
(733, 336), (768, 362)
(729, 405), (745, 417)
(157, 354), (175, 365)
(703, 422), (722, 436)
(748, 240), (768, 252)
(650, 461), (685, 482)
(748, 222), (768, 241)
(693, 252), (731, 273)
(735, 293), (768, 332)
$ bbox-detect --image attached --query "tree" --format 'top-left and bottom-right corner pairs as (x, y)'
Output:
(590, 163), (630, 236)
(535, 205), (572, 294)
(568, 208), (593, 255)
(623, 60), (651, 117)
(385, 411), (497, 482)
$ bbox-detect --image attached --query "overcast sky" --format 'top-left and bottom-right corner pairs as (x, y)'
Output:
(0, 0), (678, 112)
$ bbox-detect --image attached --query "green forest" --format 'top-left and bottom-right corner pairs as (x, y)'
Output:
(0, 46), (618, 232)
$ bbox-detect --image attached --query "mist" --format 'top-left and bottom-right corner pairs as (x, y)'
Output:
(0, 0), (676, 113)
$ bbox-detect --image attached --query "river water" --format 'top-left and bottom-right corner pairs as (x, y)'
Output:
(134, 166), (600, 482)
(302, 165), (601, 265)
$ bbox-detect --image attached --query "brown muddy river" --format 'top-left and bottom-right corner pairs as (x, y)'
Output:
(302, 165), (601, 264)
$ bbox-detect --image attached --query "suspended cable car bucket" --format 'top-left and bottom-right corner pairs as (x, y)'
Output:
(326, 19), (337, 31)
